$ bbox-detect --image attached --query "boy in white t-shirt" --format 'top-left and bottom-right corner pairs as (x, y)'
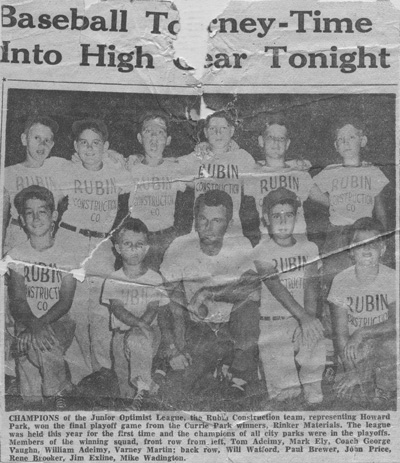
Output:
(313, 117), (389, 293)
(328, 218), (396, 406)
(60, 119), (131, 383)
(6, 186), (78, 410)
(102, 218), (170, 410)
(128, 112), (186, 271)
(253, 187), (326, 404)
(244, 113), (329, 244)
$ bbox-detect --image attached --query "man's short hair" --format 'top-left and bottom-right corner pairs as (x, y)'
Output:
(139, 111), (170, 134)
(114, 217), (149, 243)
(194, 190), (234, 223)
(72, 119), (108, 142)
(262, 113), (290, 137)
(262, 187), (301, 216)
(14, 185), (55, 216)
(24, 116), (59, 137)
(347, 217), (385, 247)
(332, 115), (366, 138)
(204, 110), (235, 129)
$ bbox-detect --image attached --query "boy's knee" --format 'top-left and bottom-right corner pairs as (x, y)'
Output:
(124, 328), (151, 352)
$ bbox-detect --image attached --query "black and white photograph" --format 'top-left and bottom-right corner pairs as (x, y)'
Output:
(2, 88), (396, 414)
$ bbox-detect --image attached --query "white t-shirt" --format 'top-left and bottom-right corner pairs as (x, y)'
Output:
(129, 159), (186, 232)
(328, 264), (395, 335)
(177, 148), (256, 227)
(160, 232), (254, 323)
(254, 237), (319, 318)
(5, 157), (71, 220)
(102, 268), (169, 331)
(313, 164), (389, 226)
(8, 239), (79, 319)
(60, 159), (131, 234)
(244, 161), (314, 234)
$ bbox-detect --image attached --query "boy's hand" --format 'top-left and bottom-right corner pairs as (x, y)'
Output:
(106, 149), (126, 168)
(17, 329), (32, 355)
(170, 352), (192, 370)
(299, 314), (324, 348)
(188, 288), (213, 320)
(334, 369), (360, 399)
(30, 320), (56, 352)
(194, 141), (213, 160)
(344, 330), (364, 363)
(71, 152), (81, 164)
(126, 154), (144, 172)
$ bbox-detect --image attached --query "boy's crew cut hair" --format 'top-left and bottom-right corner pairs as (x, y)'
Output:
(262, 113), (290, 137)
(262, 187), (301, 216)
(14, 185), (56, 216)
(347, 217), (386, 247)
(332, 115), (366, 137)
(204, 110), (236, 128)
(72, 119), (109, 142)
(24, 116), (59, 136)
(194, 189), (234, 223)
(114, 217), (149, 243)
(139, 111), (170, 134)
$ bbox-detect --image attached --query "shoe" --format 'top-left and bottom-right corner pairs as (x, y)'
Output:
(224, 378), (247, 400)
(54, 394), (67, 411)
(126, 390), (149, 411)
(372, 388), (396, 409)
(303, 382), (323, 405)
(273, 386), (302, 402)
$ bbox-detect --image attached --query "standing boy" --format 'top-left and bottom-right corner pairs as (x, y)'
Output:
(128, 112), (186, 270)
(253, 187), (326, 404)
(102, 218), (170, 410)
(59, 119), (131, 382)
(328, 218), (396, 406)
(6, 186), (77, 410)
(313, 117), (389, 292)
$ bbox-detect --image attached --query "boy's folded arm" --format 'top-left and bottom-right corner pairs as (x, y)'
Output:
(39, 273), (77, 325)
(141, 300), (161, 326)
(9, 269), (36, 326)
(355, 301), (396, 341)
(308, 184), (330, 207)
(373, 192), (387, 230)
(109, 298), (149, 329)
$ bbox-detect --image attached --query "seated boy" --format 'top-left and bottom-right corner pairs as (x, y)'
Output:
(101, 218), (170, 410)
(253, 187), (326, 404)
(328, 217), (396, 406)
(6, 186), (77, 410)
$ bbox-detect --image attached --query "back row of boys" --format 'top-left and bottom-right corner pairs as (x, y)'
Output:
(2, 110), (393, 407)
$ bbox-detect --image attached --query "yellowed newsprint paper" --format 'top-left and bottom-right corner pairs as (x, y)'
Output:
(0, 0), (399, 462)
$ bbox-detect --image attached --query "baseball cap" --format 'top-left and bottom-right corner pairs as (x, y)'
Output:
(262, 187), (301, 214)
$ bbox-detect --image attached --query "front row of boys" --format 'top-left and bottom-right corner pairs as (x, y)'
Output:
(6, 182), (395, 410)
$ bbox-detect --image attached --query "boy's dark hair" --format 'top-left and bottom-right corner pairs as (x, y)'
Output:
(115, 217), (149, 243)
(332, 115), (366, 138)
(24, 116), (59, 137)
(194, 190), (233, 223)
(14, 185), (55, 216)
(262, 187), (301, 217)
(204, 110), (236, 129)
(72, 119), (108, 142)
(139, 111), (170, 134)
(262, 113), (290, 138)
(347, 217), (385, 247)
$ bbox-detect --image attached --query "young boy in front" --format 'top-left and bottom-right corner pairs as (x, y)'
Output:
(6, 185), (77, 410)
(253, 187), (326, 404)
(328, 218), (396, 406)
(313, 117), (389, 292)
(102, 218), (170, 410)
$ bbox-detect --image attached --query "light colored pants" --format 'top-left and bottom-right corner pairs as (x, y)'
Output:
(17, 315), (75, 402)
(112, 326), (161, 398)
(60, 227), (115, 383)
(259, 317), (326, 399)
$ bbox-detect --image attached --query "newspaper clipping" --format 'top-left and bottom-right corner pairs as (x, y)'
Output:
(0, 0), (399, 461)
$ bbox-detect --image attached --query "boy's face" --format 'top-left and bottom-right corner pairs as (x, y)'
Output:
(21, 123), (54, 164)
(138, 118), (171, 159)
(115, 230), (149, 266)
(335, 124), (367, 160)
(204, 117), (234, 152)
(21, 198), (57, 238)
(259, 124), (290, 161)
(351, 230), (384, 268)
(74, 129), (109, 168)
(196, 204), (231, 246)
(265, 202), (296, 242)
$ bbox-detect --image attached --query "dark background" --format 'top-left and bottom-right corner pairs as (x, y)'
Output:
(4, 90), (396, 247)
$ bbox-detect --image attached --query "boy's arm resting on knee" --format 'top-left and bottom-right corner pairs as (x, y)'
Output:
(308, 184), (330, 208)
(9, 269), (36, 326)
(373, 192), (387, 231)
(164, 280), (187, 353)
(304, 261), (319, 317)
(330, 302), (353, 371)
